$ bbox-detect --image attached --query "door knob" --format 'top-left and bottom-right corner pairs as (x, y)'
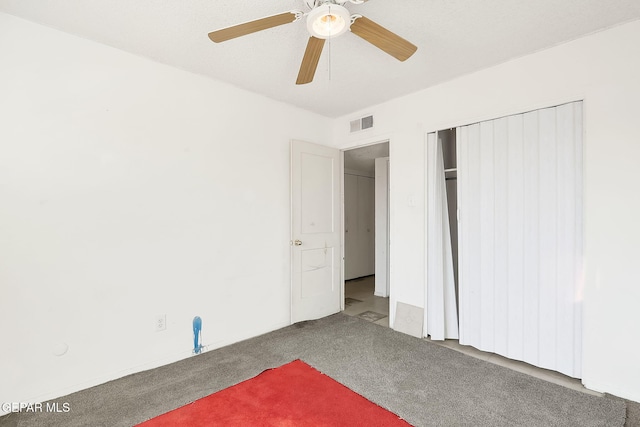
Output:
(294, 240), (303, 246)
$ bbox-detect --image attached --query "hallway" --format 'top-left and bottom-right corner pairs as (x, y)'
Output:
(343, 275), (389, 327)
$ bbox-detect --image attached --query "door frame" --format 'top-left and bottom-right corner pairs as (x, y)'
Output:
(339, 137), (392, 322)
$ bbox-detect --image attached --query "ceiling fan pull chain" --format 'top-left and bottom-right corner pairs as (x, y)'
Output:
(328, 37), (332, 81)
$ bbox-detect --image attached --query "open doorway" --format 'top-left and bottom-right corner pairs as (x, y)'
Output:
(342, 141), (390, 327)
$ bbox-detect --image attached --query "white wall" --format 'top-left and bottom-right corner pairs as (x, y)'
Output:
(374, 157), (389, 297)
(332, 19), (640, 402)
(0, 12), (332, 409)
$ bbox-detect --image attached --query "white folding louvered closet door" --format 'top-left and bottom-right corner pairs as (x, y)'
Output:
(425, 132), (459, 341)
(457, 102), (583, 378)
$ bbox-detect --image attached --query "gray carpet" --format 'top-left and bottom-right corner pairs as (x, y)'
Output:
(0, 313), (630, 426)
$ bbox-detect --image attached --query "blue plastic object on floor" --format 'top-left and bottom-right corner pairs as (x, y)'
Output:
(193, 316), (203, 354)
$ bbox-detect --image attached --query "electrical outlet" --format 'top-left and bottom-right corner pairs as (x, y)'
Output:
(155, 314), (166, 332)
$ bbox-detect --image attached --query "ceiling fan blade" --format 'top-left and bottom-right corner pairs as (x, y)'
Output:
(208, 11), (299, 43)
(350, 16), (417, 61)
(296, 36), (326, 85)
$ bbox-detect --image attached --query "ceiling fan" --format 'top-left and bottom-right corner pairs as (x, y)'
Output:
(207, 0), (418, 85)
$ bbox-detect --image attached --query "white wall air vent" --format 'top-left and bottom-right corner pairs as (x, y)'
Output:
(349, 115), (374, 133)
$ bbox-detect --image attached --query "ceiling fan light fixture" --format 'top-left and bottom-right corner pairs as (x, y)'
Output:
(307, 4), (351, 39)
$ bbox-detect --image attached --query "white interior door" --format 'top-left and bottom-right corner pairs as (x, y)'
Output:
(358, 176), (376, 276)
(344, 174), (375, 280)
(344, 173), (359, 280)
(425, 132), (459, 340)
(291, 140), (341, 323)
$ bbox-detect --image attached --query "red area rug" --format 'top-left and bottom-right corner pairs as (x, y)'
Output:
(137, 359), (412, 426)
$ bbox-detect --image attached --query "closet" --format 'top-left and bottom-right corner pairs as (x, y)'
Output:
(344, 173), (375, 280)
(425, 101), (584, 378)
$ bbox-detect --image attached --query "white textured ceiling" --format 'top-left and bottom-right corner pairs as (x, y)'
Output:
(1, 1), (640, 118)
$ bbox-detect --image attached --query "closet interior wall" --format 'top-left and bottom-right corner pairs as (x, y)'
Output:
(440, 129), (459, 310)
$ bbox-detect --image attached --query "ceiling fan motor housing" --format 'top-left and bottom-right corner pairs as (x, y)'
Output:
(305, 0), (365, 6)
(306, 3), (351, 39)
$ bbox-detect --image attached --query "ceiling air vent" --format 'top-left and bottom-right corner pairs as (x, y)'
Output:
(350, 115), (374, 133)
